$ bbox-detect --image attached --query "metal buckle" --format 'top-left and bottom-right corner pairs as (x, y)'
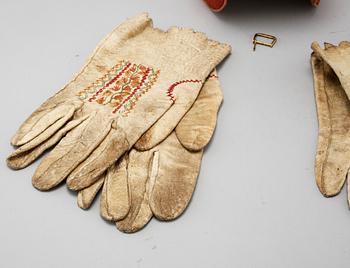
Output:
(253, 33), (277, 51)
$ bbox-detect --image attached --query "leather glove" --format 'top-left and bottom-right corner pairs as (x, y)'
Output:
(7, 14), (230, 192)
(311, 41), (350, 205)
(77, 71), (223, 232)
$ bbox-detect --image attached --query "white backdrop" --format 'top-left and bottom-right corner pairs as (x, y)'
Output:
(1, 0), (350, 267)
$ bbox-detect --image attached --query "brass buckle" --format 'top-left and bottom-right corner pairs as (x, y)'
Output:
(253, 33), (277, 51)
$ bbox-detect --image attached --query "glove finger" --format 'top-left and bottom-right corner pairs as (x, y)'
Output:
(32, 111), (112, 191)
(11, 101), (82, 146)
(7, 115), (89, 169)
(134, 79), (204, 151)
(100, 155), (130, 221)
(66, 125), (129, 191)
(176, 70), (223, 151)
(311, 41), (350, 97)
(116, 149), (153, 233)
(149, 132), (202, 221)
(312, 55), (331, 193)
(77, 176), (104, 210)
(312, 54), (350, 196)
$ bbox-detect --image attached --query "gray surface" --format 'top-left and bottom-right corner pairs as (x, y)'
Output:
(1, 0), (350, 267)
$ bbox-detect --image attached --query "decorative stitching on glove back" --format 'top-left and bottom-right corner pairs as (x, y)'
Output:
(77, 60), (160, 116)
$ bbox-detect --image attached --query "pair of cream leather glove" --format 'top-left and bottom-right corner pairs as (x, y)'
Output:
(7, 13), (230, 232)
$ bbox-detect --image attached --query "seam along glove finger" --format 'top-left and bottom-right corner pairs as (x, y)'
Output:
(312, 42), (350, 205)
(77, 71), (223, 232)
(7, 14), (231, 192)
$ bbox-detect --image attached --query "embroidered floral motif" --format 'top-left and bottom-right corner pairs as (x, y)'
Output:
(77, 61), (160, 115)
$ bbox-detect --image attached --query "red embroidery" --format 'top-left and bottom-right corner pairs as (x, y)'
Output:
(208, 74), (218, 79)
(88, 62), (131, 103)
(166, 79), (202, 102)
(112, 68), (150, 114)
(77, 61), (160, 116)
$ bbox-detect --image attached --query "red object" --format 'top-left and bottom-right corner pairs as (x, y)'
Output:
(204, 0), (227, 12)
(204, 0), (319, 12)
(310, 0), (320, 6)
